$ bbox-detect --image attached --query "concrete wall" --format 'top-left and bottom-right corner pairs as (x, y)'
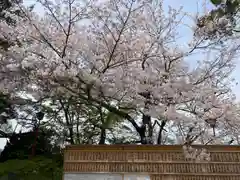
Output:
(124, 174), (150, 180)
(64, 173), (121, 180)
(64, 173), (150, 180)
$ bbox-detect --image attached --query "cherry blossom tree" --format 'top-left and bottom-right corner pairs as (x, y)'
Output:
(195, 0), (240, 41)
(0, 0), (239, 146)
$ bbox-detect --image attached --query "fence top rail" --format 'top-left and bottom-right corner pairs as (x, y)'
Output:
(64, 145), (240, 152)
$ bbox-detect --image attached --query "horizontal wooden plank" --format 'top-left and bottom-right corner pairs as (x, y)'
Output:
(64, 151), (240, 162)
(64, 172), (240, 176)
(64, 162), (240, 174)
(64, 160), (240, 164)
(65, 145), (240, 152)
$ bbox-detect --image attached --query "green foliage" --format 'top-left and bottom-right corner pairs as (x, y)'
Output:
(0, 93), (14, 119)
(0, 94), (8, 111)
(0, 126), (63, 180)
(211, 0), (222, 5)
(0, 93), (14, 138)
(209, 0), (240, 17)
(0, 156), (62, 180)
(196, 0), (240, 40)
(103, 111), (122, 129)
(0, 127), (60, 162)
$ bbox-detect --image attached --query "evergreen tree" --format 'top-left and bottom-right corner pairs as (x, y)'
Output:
(0, 127), (60, 162)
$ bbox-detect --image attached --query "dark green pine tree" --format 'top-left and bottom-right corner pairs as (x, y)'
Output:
(0, 127), (61, 162)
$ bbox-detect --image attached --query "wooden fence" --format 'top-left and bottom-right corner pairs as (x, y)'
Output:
(64, 145), (240, 180)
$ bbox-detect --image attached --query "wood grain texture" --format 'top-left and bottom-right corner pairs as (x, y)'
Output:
(63, 145), (240, 180)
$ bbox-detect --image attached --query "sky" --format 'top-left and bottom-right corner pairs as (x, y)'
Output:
(164, 0), (240, 97)
(0, 0), (239, 149)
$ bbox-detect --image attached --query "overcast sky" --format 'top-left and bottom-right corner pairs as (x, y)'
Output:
(0, 0), (239, 149)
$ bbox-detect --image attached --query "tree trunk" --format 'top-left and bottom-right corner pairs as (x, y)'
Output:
(99, 128), (106, 144)
(142, 114), (153, 144)
(59, 99), (74, 144)
(157, 120), (166, 144)
(31, 127), (38, 157)
(68, 127), (74, 144)
(76, 118), (81, 144)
